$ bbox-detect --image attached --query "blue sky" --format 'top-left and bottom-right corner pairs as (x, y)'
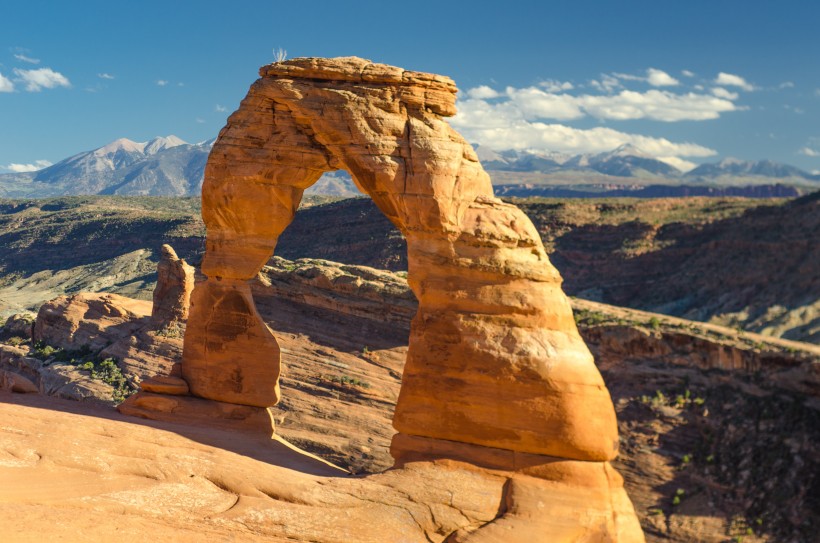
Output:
(2, 0), (819, 173)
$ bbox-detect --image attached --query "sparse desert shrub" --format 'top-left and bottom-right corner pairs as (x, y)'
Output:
(5, 336), (27, 346)
(154, 322), (184, 339)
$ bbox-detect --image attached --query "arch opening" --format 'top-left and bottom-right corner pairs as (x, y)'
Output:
(183, 56), (620, 464)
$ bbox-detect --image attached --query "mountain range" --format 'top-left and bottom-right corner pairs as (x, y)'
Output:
(1, 137), (818, 198)
(475, 144), (820, 185)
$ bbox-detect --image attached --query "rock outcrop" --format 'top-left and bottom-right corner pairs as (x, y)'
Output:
(151, 244), (195, 328)
(121, 57), (644, 541)
(34, 293), (152, 352)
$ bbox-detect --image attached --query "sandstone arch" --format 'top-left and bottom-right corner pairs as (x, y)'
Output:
(186, 57), (618, 462)
(124, 57), (644, 541)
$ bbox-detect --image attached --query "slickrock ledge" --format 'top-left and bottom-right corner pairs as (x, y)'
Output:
(122, 56), (645, 541)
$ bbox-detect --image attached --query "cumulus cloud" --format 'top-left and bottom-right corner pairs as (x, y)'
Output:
(711, 87), (739, 100)
(0, 72), (13, 92)
(13, 67), (70, 91)
(610, 68), (678, 87)
(459, 85), (741, 125)
(798, 138), (820, 157)
(98, 73), (114, 80)
(539, 79), (574, 92)
(14, 53), (40, 64)
(589, 73), (621, 93)
(714, 72), (755, 91)
(450, 81), (737, 161)
(156, 79), (168, 86)
(681, 70), (695, 77)
(5, 159), (52, 172)
(450, 114), (716, 159)
(646, 68), (679, 87)
(579, 89), (736, 121)
(450, 71), (746, 161)
(504, 87), (584, 120)
(466, 85), (501, 99)
(215, 104), (228, 112)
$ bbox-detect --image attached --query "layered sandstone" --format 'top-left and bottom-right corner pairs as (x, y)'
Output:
(129, 57), (644, 541)
(34, 293), (152, 352)
(151, 244), (195, 328)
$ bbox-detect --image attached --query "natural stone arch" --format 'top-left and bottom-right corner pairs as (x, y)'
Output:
(116, 57), (645, 541)
(183, 57), (619, 463)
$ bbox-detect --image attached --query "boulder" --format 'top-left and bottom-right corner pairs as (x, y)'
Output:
(33, 293), (151, 352)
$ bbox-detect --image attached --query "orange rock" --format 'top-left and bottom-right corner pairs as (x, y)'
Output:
(182, 278), (281, 407)
(33, 293), (151, 352)
(151, 244), (195, 328)
(167, 56), (643, 541)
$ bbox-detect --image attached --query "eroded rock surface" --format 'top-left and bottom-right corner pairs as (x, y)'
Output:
(149, 56), (644, 541)
(33, 293), (151, 352)
(151, 244), (195, 328)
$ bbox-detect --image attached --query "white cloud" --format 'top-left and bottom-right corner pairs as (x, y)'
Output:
(656, 156), (697, 172)
(13, 67), (70, 91)
(581, 90), (737, 121)
(14, 53), (40, 64)
(610, 68), (678, 87)
(196, 117), (205, 124)
(215, 104), (228, 112)
(461, 85), (742, 124)
(450, 115), (716, 159)
(646, 68), (679, 87)
(98, 73), (114, 80)
(0, 72), (14, 92)
(156, 80), (168, 86)
(711, 87), (739, 100)
(5, 159), (52, 172)
(779, 81), (794, 89)
(681, 70), (695, 77)
(589, 74), (621, 93)
(714, 72), (755, 91)
(177, 82), (184, 87)
(539, 79), (574, 92)
(466, 85), (500, 99)
(799, 147), (819, 157)
(504, 87), (585, 120)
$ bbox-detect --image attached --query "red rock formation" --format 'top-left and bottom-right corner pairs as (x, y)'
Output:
(151, 244), (194, 328)
(127, 57), (644, 541)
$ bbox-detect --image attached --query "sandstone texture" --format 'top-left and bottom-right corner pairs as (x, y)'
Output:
(34, 293), (152, 352)
(155, 57), (643, 540)
(2, 255), (818, 540)
(0, 393), (631, 543)
(151, 243), (195, 328)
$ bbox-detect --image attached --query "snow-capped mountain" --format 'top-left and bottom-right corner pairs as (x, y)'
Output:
(482, 143), (682, 178)
(473, 144), (819, 185)
(0, 136), (213, 197)
(684, 158), (814, 182)
(1, 137), (818, 199)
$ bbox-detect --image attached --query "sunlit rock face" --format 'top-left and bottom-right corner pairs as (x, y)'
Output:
(174, 56), (643, 541)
